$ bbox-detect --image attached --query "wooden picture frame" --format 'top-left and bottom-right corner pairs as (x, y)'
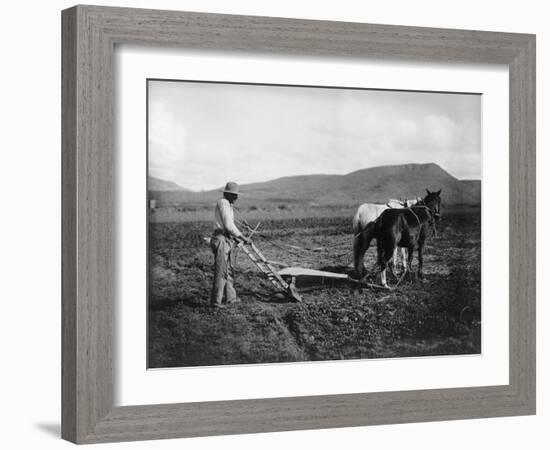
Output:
(61, 5), (536, 444)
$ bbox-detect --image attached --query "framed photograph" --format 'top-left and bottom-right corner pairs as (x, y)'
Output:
(62, 5), (536, 444)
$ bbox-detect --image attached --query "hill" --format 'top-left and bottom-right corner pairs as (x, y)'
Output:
(148, 176), (187, 191)
(461, 179), (482, 200)
(329, 163), (480, 205)
(150, 163), (481, 207)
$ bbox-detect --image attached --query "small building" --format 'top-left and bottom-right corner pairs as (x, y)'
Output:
(149, 198), (157, 210)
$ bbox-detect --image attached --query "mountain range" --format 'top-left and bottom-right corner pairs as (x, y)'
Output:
(148, 176), (187, 191)
(150, 163), (481, 206)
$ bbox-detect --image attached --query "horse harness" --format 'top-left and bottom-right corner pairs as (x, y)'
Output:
(357, 203), (437, 238)
(406, 207), (422, 226)
(406, 206), (438, 236)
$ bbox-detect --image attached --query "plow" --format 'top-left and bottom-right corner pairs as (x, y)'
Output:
(236, 239), (303, 302)
(204, 218), (399, 303)
(235, 238), (399, 302)
(204, 213), (408, 303)
(239, 219), (361, 302)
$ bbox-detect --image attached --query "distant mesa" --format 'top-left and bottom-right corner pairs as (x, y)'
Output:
(149, 163), (481, 207)
(148, 176), (188, 191)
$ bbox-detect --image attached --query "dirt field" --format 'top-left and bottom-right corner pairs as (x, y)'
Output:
(148, 205), (481, 368)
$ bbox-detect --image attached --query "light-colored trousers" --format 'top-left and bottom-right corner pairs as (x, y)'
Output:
(210, 232), (237, 305)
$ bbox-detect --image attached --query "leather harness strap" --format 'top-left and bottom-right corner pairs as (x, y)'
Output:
(407, 207), (422, 225)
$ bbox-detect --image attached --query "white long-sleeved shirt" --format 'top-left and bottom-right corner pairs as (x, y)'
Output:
(214, 198), (242, 238)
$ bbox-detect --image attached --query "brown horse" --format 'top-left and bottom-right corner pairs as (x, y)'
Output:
(356, 189), (442, 287)
(352, 198), (419, 278)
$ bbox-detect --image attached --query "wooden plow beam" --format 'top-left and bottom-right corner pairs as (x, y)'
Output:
(277, 267), (398, 291)
(238, 241), (302, 302)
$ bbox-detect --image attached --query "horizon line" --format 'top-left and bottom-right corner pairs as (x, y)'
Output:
(149, 162), (481, 192)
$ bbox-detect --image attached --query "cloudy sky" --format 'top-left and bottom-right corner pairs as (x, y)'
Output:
(148, 80), (481, 191)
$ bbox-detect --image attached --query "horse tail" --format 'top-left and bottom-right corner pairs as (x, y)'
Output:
(352, 209), (361, 236)
(353, 221), (375, 279)
(363, 222), (375, 254)
(352, 212), (363, 277)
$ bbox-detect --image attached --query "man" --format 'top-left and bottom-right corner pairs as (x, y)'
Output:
(210, 181), (251, 307)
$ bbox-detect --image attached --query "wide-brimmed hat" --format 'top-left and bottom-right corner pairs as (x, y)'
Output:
(221, 181), (240, 195)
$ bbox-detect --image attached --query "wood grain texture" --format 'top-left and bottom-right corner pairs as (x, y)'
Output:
(62, 5), (114, 442)
(61, 5), (536, 444)
(61, 7), (77, 443)
(508, 36), (536, 410)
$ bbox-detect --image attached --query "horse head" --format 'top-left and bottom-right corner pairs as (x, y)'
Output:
(421, 189), (442, 222)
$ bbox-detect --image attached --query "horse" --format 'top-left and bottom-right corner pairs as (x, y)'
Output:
(352, 197), (420, 278)
(372, 189), (442, 288)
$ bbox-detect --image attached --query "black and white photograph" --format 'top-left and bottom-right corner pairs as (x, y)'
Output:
(1, 0), (543, 447)
(147, 79), (482, 368)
